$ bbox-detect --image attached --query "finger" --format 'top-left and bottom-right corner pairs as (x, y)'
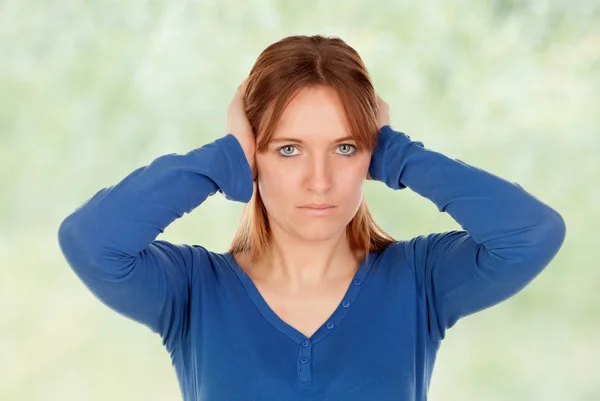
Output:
(240, 77), (249, 91)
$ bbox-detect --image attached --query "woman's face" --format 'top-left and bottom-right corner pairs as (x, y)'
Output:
(255, 85), (372, 242)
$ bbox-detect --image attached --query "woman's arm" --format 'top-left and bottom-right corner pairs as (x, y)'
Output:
(57, 134), (253, 349)
(369, 125), (566, 343)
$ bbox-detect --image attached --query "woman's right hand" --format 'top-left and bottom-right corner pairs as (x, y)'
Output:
(226, 77), (257, 181)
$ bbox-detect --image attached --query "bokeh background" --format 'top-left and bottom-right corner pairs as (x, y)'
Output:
(2, 0), (598, 400)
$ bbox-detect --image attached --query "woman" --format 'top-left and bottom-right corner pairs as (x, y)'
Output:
(58, 34), (566, 400)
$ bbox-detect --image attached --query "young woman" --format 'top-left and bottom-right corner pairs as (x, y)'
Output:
(58, 34), (566, 400)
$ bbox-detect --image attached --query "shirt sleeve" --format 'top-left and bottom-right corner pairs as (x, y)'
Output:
(369, 125), (566, 343)
(57, 133), (254, 350)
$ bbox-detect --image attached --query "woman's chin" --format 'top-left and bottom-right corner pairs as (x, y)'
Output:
(291, 223), (345, 242)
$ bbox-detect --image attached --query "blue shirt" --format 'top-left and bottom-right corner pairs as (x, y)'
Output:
(57, 125), (566, 400)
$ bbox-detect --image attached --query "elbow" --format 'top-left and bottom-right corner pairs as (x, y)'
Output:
(58, 215), (74, 255)
(533, 208), (567, 265)
(58, 216), (77, 265)
(543, 209), (566, 248)
(58, 215), (91, 273)
(483, 209), (566, 283)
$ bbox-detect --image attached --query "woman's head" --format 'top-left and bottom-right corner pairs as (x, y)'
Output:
(228, 34), (395, 261)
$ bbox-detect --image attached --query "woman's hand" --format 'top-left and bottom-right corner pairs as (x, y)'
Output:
(376, 93), (390, 130)
(226, 77), (257, 181)
(367, 93), (391, 181)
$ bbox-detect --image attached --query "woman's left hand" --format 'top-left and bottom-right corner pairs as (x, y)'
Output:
(376, 93), (390, 130)
(367, 93), (391, 181)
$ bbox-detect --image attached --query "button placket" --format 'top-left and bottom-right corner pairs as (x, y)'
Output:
(297, 339), (313, 382)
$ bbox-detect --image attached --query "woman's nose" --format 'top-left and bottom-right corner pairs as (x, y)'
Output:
(305, 156), (333, 194)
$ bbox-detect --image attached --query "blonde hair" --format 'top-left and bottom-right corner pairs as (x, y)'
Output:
(227, 34), (395, 263)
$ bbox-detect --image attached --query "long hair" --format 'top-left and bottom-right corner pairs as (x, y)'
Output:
(227, 34), (395, 263)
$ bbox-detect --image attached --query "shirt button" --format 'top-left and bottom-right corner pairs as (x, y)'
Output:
(326, 321), (335, 329)
(300, 356), (309, 363)
(353, 279), (362, 286)
(342, 300), (350, 308)
(301, 339), (310, 347)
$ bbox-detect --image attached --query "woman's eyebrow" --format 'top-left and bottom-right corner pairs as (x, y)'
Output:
(269, 136), (355, 144)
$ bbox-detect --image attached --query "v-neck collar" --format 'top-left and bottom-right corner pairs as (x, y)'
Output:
(224, 251), (374, 346)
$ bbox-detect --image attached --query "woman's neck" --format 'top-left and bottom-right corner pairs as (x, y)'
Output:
(247, 232), (364, 291)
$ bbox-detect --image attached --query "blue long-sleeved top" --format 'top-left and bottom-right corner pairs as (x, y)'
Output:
(57, 125), (566, 400)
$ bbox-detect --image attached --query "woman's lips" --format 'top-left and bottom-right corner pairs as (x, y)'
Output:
(298, 206), (337, 216)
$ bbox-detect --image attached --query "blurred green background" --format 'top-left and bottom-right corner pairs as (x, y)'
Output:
(1, 0), (598, 400)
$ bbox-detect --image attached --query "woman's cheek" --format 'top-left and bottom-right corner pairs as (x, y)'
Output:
(258, 164), (295, 203)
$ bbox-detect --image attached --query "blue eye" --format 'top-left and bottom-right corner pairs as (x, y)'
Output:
(278, 145), (300, 157)
(336, 144), (357, 156)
